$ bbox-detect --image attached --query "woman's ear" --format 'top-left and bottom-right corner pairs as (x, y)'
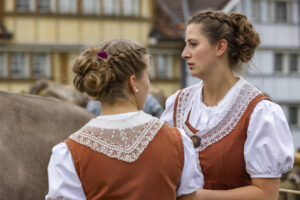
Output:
(128, 74), (137, 94)
(216, 39), (228, 57)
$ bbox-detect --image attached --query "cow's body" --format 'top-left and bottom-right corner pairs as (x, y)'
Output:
(0, 91), (94, 200)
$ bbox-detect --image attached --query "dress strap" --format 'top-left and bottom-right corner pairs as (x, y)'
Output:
(173, 89), (184, 127)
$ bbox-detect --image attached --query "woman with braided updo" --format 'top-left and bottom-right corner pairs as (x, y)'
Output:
(45, 39), (203, 200)
(161, 10), (294, 199)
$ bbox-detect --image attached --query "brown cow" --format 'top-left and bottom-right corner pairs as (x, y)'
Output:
(0, 90), (94, 200)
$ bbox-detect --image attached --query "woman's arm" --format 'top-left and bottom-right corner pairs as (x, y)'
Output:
(46, 142), (86, 200)
(196, 178), (280, 200)
(178, 191), (198, 200)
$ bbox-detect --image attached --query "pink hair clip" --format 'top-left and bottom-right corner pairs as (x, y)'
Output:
(97, 50), (108, 59)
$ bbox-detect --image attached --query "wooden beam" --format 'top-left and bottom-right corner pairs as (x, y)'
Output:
(59, 53), (68, 84)
(294, 152), (300, 166)
(0, 0), (4, 22)
(77, 0), (82, 15)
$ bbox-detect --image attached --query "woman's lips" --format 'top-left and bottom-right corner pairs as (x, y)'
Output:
(187, 63), (194, 69)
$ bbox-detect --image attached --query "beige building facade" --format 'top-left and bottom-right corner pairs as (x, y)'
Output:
(0, 0), (183, 98)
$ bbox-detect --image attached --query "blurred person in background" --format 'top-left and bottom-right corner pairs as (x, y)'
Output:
(142, 93), (164, 117)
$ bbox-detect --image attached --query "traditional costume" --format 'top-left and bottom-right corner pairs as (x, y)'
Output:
(161, 77), (294, 189)
(46, 111), (203, 200)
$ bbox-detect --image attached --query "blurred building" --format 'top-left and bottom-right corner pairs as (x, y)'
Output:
(0, 0), (154, 92)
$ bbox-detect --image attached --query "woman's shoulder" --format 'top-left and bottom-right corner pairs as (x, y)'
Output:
(252, 99), (285, 118)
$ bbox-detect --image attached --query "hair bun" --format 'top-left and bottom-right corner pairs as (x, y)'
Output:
(72, 39), (148, 104)
(230, 12), (261, 63)
(72, 47), (113, 97)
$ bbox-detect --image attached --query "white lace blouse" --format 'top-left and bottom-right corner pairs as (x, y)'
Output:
(161, 77), (294, 178)
(46, 111), (203, 200)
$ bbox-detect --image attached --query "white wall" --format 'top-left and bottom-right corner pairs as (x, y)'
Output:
(248, 51), (274, 75)
(254, 24), (300, 48)
(245, 76), (300, 102)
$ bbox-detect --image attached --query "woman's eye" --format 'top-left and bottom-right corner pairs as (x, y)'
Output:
(189, 43), (197, 47)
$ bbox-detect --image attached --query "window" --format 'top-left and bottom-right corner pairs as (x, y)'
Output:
(289, 106), (298, 125)
(1, 52), (52, 79)
(275, 1), (288, 22)
(157, 55), (173, 79)
(11, 53), (29, 78)
(58, 0), (77, 13)
(38, 0), (51, 12)
(0, 53), (8, 78)
(244, 0), (294, 24)
(289, 54), (298, 73)
(103, 0), (120, 15)
(83, 0), (100, 14)
(274, 53), (283, 72)
(16, 0), (30, 11)
(33, 53), (50, 78)
(123, 0), (139, 16)
(150, 54), (174, 79)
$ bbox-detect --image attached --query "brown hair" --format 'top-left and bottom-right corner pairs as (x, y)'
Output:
(188, 10), (260, 69)
(72, 39), (148, 104)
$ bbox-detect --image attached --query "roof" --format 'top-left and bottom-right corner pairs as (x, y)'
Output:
(150, 0), (231, 41)
(0, 23), (13, 39)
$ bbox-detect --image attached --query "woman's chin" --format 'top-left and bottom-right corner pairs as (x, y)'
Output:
(189, 70), (200, 77)
(189, 71), (205, 80)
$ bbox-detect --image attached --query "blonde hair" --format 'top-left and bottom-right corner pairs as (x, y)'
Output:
(188, 10), (260, 69)
(72, 39), (148, 104)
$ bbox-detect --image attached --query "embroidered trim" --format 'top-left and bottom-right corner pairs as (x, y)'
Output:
(197, 78), (244, 132)
(69, 112), (164, 163)
(175, 83), (201, 131)
(175, 80), (261, 152)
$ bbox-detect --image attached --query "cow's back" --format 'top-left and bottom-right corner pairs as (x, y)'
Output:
(0, 91), (94, 200)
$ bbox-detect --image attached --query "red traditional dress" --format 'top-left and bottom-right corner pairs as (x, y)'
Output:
(161, 77), (294, 189)
(46, 111), (203, 200)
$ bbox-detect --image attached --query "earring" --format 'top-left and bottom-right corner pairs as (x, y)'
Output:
(135, 88), (139, 93)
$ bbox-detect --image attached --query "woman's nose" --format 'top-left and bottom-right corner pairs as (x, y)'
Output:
(181, 48), (190, 59)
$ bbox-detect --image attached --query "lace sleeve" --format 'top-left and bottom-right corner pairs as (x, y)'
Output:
(244, 100), (294, 178)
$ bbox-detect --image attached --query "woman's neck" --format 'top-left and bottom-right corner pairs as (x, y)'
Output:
(201, 70), (239, 107)
(100, 100), (139, 116)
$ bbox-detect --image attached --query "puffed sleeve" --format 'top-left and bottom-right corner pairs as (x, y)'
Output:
(45, 142), (86, 200)
(177, 128), (204, 196)
(160, 91), (180, 126)
(244, 100), (294, 178)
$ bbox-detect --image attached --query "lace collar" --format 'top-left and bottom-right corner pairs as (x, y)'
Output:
(198, 77), (244, 110)
(69, 111), (164, 162)
(175, 77), (262, 152)
(193, 77), (246, 132)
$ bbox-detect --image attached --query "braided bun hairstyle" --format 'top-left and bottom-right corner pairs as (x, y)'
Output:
(188, 10), (260, 69)
(72, 39), (148, 104)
